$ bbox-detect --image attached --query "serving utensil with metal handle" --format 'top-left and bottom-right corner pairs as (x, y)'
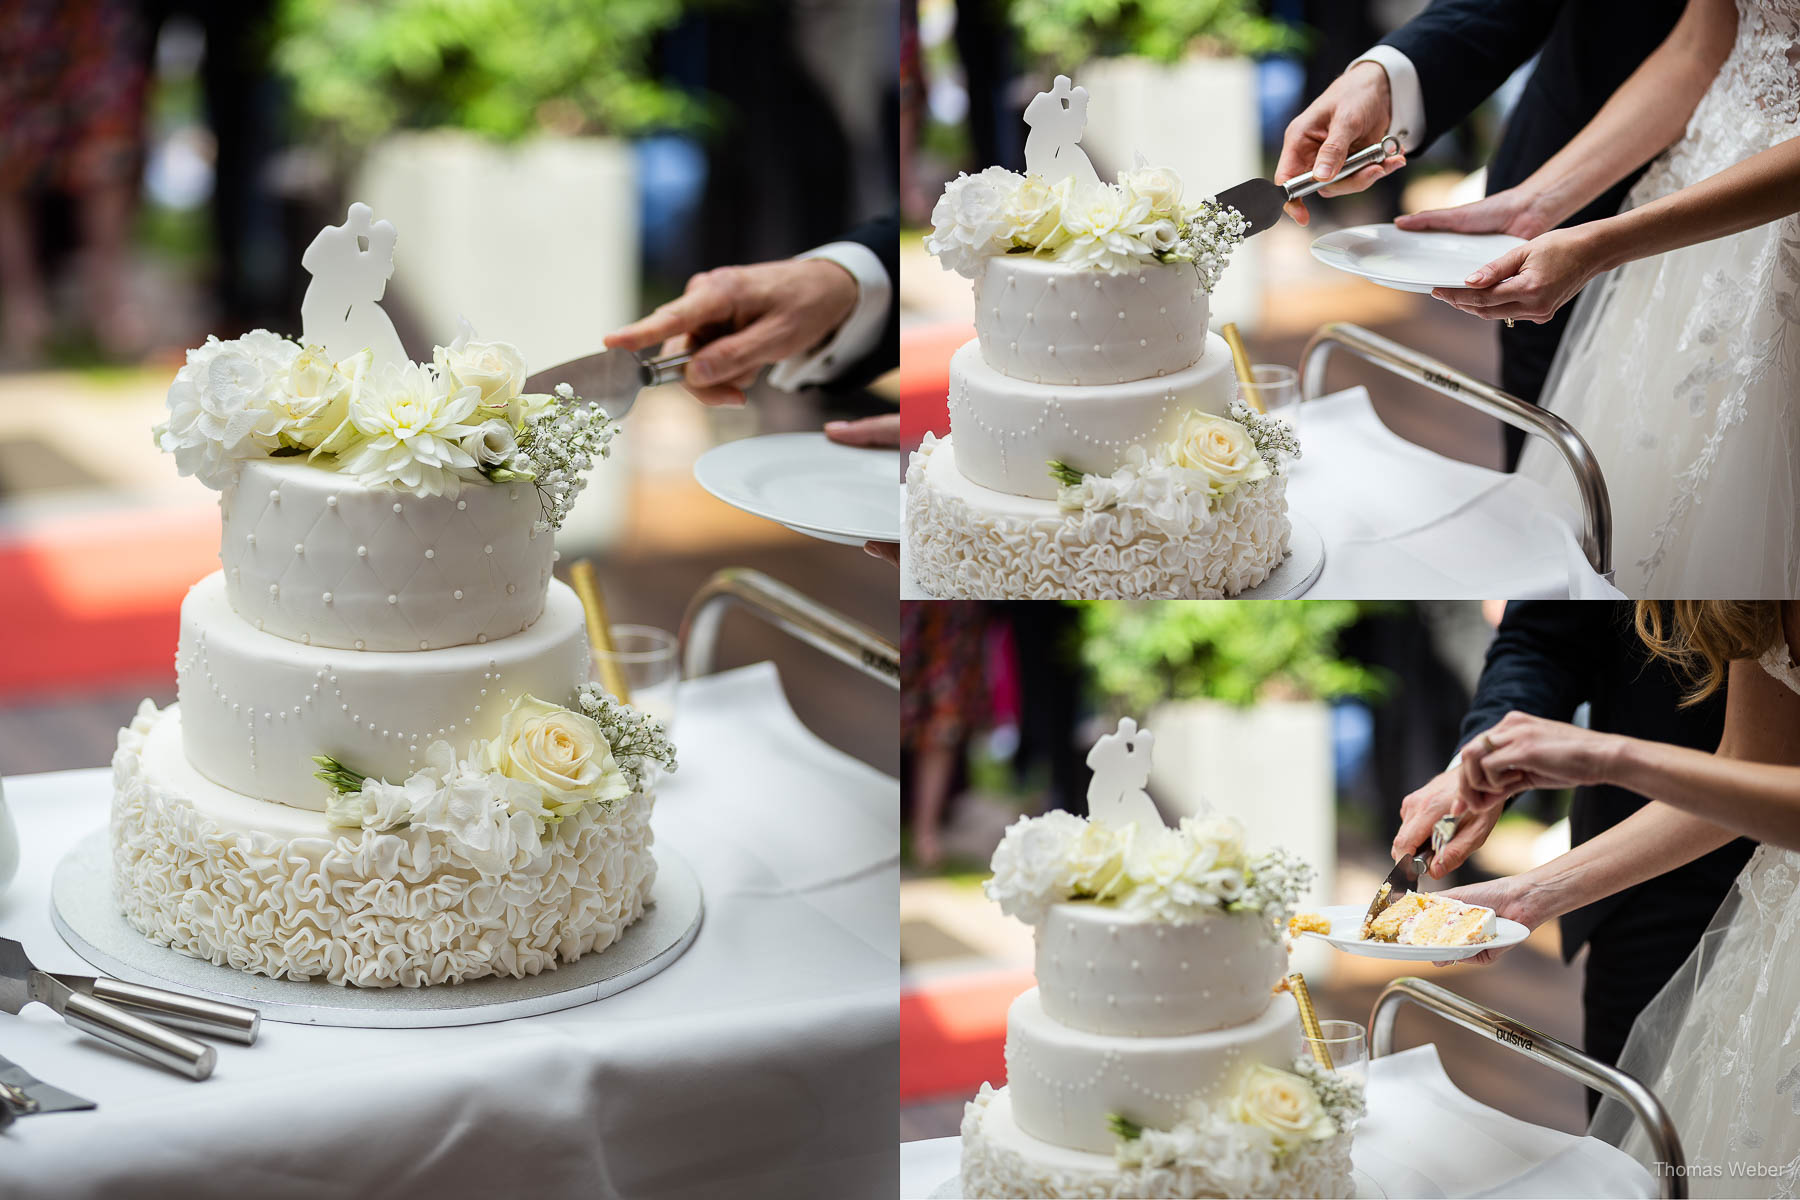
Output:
(522, 347), (691, 422)
(1364, 812), (1460, 928)
(0, 963), (214, 1081)
(61, 976), (259, 1046)
(1215, 135), (1404, 236)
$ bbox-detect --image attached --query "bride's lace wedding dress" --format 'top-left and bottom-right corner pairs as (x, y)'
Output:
(1520, 1), (1800, 596)
(1590, 644), (1800, 1196)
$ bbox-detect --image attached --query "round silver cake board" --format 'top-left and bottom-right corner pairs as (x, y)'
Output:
(927, 1166), (1384, 1199)
(899, 507), (1324, 600)
(50, 829), (703, 1029)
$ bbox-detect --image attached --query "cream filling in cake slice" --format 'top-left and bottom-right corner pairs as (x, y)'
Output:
(1364, 892), (1497, 946)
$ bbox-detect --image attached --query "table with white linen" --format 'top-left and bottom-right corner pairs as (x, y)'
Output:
(901, 386), (1622, 600)
(0, 662), (898, 1200)
(899, 1044), (1657, 1199)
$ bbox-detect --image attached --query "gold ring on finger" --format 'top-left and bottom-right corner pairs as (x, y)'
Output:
(1504, 318), (1515, 328)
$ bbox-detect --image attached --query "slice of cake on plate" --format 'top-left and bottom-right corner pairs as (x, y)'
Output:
(906, 75), (1300, 600)
(1363, 893), (1497, 946)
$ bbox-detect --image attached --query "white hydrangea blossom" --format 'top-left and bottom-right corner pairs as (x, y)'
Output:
(154, 331), (300, 488)
(924, 166), (1024, 278)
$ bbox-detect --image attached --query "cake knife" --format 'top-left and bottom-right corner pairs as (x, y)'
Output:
(522, 347), (689, 422)
(0, 1051), (96, 1116)
(1363, 813), (1458, 928)
(1214, 136), (1403, 237)
(0, 938), (259, 1046)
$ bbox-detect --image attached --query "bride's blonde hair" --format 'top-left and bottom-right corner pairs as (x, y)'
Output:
(1634, 601), (1783, 705)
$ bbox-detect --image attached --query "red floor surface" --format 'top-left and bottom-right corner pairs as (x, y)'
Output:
(899, 968), (1033, 1102)
(0, 504), (218, 698)
(898, 323), (970, 453)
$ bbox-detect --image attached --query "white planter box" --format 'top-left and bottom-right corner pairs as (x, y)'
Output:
(1079, 56), (1264, 334)
(352, 131), (640, 551)
(1146, 697), (1337, 980)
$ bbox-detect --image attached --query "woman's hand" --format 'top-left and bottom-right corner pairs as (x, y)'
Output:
(1432, 875), (1543, 966)
(1395, 184), (1560, 241)
(1461, 711), (1627, 801)
(1429, 226), (1611, 324)
(824, 414), (901, 565)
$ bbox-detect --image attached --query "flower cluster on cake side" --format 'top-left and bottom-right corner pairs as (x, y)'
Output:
(155, 322), (613, 526)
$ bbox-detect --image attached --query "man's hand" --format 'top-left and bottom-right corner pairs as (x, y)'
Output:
(1276, 61), (1405, 225)
(605, 258), (859, 406)
(824, 414), (900, 565)
(1394, 184), (1559, 241)
(1394, 766), (1503, 879)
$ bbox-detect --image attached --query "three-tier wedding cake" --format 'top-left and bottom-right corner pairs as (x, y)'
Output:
(961, 719), (1360, 1198)
(111, 204), (676, 988)
(907, 76), (1298, 599)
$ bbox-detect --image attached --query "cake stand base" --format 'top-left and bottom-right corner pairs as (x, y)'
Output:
(50, 828), (703, 1029)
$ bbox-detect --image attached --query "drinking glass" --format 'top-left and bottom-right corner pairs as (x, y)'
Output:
(0, 776), (17, 898)
(1249, 364), (1301, 431)
(1307, 1019), (1368, 1084)
(592, 624), (681, 733)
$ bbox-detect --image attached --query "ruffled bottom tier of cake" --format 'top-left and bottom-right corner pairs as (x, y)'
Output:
(960, 1085), (1354, 1200)
(111, 702), (655, 988)
(905, 435), (1290, 599)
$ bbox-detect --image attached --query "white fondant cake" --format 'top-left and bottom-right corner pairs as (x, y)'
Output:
(961, 719), (1359, 1199)
(911, 77), (1296, 600)
(113, 204), (671, 988)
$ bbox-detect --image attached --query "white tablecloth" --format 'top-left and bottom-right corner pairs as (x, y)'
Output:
(0, 662), (899, 1200)
(899, 1044), (1655, 1199)
(900, 386), (1621, 600)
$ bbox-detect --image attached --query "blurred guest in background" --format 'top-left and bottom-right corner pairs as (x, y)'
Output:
(0, 0), (151, 364)
(902, 601), (989, 867)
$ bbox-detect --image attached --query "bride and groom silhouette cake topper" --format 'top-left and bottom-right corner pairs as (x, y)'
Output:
(1086, 717), (1168, 830)
(299, 202), (408, 368)
(1023, 74), (1103, 193)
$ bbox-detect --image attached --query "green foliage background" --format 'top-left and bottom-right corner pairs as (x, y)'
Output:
(1007, 0), (1304, 68)
(1077, 601), (1388, 711)
(275, 0), (714, 147)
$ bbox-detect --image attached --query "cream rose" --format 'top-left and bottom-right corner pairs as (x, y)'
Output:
(436, 338), (528, 419)
(278, 345), (362, 453)
(461, 418), (518, 470)
(1005, 175), (1065, 247)
(1167, 411), (1270, 493)
(1069, 820), (1133, 901)
(1229, 1065), (1337, 1149)
(1146, 219), (1182, 255)
(1119, 165), (1184, 215)
(484, 694), (630, 819)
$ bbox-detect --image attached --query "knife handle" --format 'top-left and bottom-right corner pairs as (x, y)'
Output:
(640, 349), (692, 388)
(61, 992), (216, 1081)
(1284, 136), (1402, 200)
(1431, 814), (1459, 854)
(89, 978), (260, 1046)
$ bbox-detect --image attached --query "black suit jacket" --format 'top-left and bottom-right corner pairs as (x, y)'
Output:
(1383, 0), (1687, 428)
(828, 213), (899, 391)
(1459, 602), (1754, 959)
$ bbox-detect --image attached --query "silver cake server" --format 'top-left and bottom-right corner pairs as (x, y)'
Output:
(0, 1051), (96, 1118)
(1363, 813), (1458, 931)
(1214, 136), (1403, 236)
(0, 938), (258, 1046)
(523, 347), (690, 422)
(0, 940), (216, 1079)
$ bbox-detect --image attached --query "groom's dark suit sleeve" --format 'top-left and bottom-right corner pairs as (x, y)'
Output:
(1456, 600), (1599, 752)
(1380, 0), (1564, 150)
(831, 214), (898, 391)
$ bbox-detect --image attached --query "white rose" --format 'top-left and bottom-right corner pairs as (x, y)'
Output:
(485, 694), (630, 820)
(1146, 219), (1182, 254)
(1118, 165), (1184, 215)
(926, 166), (1024, 278)
(1167, 411), (1270, 493)
(1004, 174), (1065, 247)
(338, 360), (484, 496)
(461, 418), (518, 469)
(155, 332), (299, 488)
(276, 345), (361, 453)
(1229, 1065), (1337, 1149)
(436, 337), (528, 419)
(1068, 820), (1133, 901)
(985, 810), (1085, 924)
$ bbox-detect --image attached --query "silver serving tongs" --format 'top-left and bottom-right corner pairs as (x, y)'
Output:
(0, 939), (259, 1081)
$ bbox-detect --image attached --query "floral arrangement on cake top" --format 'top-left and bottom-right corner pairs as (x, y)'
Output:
(927, 164), (1247, 282)
(1048, 399), (1300, 522)
(1106, 1055), (1364, 1191)
(313, 688), (676, 848)
(155, 325), (614, 526)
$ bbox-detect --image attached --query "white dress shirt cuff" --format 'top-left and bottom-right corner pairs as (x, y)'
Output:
(766, 241), (892, 391)
(1351, 44), (1426, 154)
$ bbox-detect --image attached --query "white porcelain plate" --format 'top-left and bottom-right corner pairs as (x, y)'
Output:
(693, 432), (901, 545)
(1310, 224), (1527, 293)
(1296, 903), (1530, 962)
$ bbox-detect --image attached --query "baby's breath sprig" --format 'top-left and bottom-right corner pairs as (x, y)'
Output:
(1228, 847), (1314, 931)
(1230, 400), (1302, 472)
(503, 383), (619, 532)
(1294, 1055), (1366, 1126)
(575, 682), (677, 793)
(1176, 199), (1249, 293)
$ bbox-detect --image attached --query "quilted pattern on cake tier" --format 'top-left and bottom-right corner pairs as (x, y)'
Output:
(975, 257), (1208, 386)
(222, 459), (554, 652)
